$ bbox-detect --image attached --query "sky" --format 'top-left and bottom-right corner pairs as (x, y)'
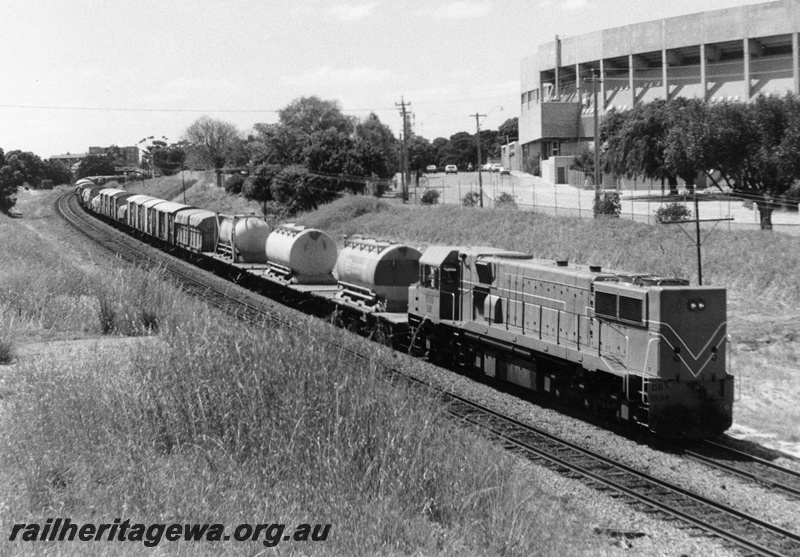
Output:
(0, 0), (772, 158)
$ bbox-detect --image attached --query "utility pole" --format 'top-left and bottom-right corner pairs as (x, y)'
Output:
(396, 97), (411, 202)
(472, 112), (486, 207)
(591, 69), (602, 215)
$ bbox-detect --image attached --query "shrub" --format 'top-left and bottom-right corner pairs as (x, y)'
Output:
(224, 173), (246, 195)
(462, 191), (481, 207)
(495, 192), (517, 209)
(594, 191), (621, 217)
(420, 189), (440, 205)
(655, 202), (692, 223)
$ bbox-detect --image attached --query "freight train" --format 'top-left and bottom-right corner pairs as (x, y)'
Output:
(75, 177), (734, 440)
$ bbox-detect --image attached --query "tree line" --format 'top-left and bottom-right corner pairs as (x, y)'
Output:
(594, 94), (800, 229)
(0, 95), (518, 215)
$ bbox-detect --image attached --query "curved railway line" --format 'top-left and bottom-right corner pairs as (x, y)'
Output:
(58, 191), (800, 556)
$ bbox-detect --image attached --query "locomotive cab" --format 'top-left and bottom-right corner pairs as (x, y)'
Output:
(409, 247), (461, 322)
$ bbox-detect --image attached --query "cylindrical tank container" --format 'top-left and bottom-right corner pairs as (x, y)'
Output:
(91, 196), (101, 212)
(335, 236), (422, 312)
(265, 224), (338, 284)
(218, 215), (270, 263)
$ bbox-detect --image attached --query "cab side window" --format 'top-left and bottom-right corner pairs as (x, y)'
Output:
(442, 265), (458, 285)
(422, 265), (439, 288)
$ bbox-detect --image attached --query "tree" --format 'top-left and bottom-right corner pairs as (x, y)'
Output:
(74, 154), (116, 180)
(498, 117), (519, 143)
(42, 159), (72, 186)
(664, 98), (710, 192)
(146, 140), (186, 176)
(270, 165), (339, 214)
(0, 150), (49, 211)
(182, 116), (241, 173)
(278, 96), (354, 137)
(0, 148), (13, 212)
(601, 100), (678, 194)
(247, 123), (305, 166)
(354, 113), (398, 178)
(406, 135), (436, 174)
(242, 164), (282, 215)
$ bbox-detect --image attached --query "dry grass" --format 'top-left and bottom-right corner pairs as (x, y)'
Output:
(0, 189), (600, 555)
(298, 197), (800, 443)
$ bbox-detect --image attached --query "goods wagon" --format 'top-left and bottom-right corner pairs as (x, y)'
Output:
(175, 209), (218, 253)
(265, 224), (337, 284)
(217, 214), (270, 263)
(335, 235), (422, 312)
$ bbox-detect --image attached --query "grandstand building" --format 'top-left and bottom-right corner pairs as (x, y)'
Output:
(518, 0), (800, 180)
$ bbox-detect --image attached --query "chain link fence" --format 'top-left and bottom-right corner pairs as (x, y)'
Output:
(402, 172), (800, 235)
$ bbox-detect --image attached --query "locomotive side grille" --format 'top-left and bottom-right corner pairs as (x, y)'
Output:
(595, 291), (617, 318)
(618, 296), (643, 324)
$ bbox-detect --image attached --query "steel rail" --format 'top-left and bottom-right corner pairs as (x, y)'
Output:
(60, 191), (800, 557)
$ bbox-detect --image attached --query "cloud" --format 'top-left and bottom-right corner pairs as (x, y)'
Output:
(326, 3), (376, 21)
(281, 66), (392, 88)
(426, 1), (492, 19)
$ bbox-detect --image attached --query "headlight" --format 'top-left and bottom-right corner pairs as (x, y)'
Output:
(688, 299), (706, 311)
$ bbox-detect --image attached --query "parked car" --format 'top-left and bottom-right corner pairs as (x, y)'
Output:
(482, 163), (493, 171)
(445, 164), (457, 174)
(500, 167), (511, 176)
(490, 163), (503, 173)
(426, 165), (437, 174)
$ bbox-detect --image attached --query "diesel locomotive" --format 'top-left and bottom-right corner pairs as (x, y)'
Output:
(75, 177), (734, 440)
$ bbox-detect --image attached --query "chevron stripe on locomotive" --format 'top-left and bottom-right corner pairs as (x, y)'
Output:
(408, 247), (732, 439)
(75, 177), (733, 440)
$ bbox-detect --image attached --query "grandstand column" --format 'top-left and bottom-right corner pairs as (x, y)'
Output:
(600, 59), (606, 110)
(662, 49), (669, 101)
(744, 38), (752, 101)
(700, 43), (708, 101)
(628, 54), (635, 106)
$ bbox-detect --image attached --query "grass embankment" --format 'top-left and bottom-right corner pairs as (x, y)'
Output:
(122, 174), (268, 216)
(298, 196), (800, 443)
(0, 189), (595, 555)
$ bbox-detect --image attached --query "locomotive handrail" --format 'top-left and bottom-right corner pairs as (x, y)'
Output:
(442, 291), (456, 321)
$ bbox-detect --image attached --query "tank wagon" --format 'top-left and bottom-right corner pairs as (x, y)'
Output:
(75, 179), (734, 440)
(336, 235), (421, 313)
(408, 246), (732, 439)
(216, 214), (271, 264)
(265, 224), (338, 284)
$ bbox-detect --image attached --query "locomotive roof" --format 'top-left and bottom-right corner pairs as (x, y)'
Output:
(420, 246), (532, 267)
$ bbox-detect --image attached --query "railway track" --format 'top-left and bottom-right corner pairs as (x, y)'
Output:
(59, 191), (800, 556)
(682, 440), (800, 500)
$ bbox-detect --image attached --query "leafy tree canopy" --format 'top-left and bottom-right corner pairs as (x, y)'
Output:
(74, 154), (117, 180)
(182, 116), (241, 170)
